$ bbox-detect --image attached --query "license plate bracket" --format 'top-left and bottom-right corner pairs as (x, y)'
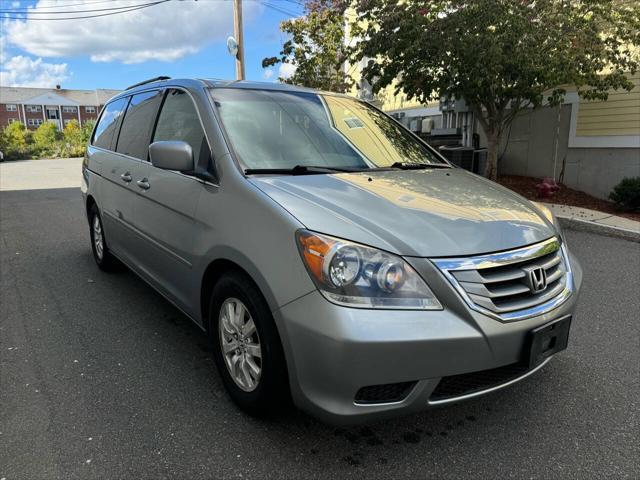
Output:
(525, 315), (572, 368)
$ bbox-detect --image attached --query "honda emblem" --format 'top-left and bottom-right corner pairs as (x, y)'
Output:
(525, 266), (547, 293)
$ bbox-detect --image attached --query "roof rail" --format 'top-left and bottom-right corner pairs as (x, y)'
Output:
(125, 76), (171, 90)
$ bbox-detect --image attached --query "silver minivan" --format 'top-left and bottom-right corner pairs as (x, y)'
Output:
(81, 77), (582, 424)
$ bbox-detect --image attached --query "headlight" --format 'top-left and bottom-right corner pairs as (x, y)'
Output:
(296, 230), (442, 310)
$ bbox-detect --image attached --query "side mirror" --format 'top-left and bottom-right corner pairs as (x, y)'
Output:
(149, 141), (193, 171)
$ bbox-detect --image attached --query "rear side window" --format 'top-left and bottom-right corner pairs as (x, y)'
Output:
(92, 97), (128, 150)
(153, 89), (208, 165)
(115, 90), (163, 160)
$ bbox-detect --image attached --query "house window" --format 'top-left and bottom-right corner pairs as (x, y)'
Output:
(26, 105), (42, 113)
(6, 104), (18, 112)
(62, 106), (77, 113)
(27, 119), (43, 126)
(7, 118), (19, 125)
(85, 106), (96, 113)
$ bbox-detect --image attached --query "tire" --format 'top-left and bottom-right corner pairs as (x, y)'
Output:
(88, 203), (120, 272)
(208, 270), (290, 416)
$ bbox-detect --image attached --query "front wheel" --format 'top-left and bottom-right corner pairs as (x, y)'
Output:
(209, 271), (290, 416)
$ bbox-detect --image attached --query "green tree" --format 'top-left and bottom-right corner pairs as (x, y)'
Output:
(62, 119), (84, 157)
(351, 0), (640, 179)
(1, 122), (30, 159)
(262, 0), (353, 92)
(33, 121), (62, 157)
(81, 119), (96, 145)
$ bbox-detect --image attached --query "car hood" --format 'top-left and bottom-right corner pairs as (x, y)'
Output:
(250, 168), (556, 257)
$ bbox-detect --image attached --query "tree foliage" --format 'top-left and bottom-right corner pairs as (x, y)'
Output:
(33, 121), (62, 156)
(1, 122), (30, 159)
(0, 119), (93, 160)
(61, 119), (83, 157)
(351, 0), (640, 179)
(262, 0), (354, 92)
(81, 119), (96, 145)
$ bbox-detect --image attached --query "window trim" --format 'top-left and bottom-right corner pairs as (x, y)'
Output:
(85, 106), (96, 113)
(6, 104), (18, 112)
(62, 106), (77, 113)
(148, 87), (216, 184)
(90, 96), (130, 151)
(113, 89), (163, 161)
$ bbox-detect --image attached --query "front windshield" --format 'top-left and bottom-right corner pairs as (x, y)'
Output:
(210, 88), (446, 171)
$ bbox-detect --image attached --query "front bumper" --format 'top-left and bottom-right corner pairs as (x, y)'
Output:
(274, 250), (582, 425)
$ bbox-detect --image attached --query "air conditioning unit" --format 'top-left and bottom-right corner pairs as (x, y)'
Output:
(421, 118), (434, 133)
(439, 96), (470, 113)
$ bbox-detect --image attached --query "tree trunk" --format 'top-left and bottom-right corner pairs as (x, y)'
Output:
(484, 129), (501, 181)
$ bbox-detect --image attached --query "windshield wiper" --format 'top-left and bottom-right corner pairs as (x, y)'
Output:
(389, 162), (452, 170)
(244, 165), (367, 176)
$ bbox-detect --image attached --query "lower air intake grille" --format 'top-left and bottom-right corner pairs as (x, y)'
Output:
(430, 362), (533, 401)
(355, 381), (416, 404)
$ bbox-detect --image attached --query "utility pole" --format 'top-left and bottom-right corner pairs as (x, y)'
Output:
(233, 0), (245, 80)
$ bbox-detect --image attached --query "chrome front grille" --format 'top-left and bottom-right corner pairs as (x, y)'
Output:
(433, 238), (573, 321)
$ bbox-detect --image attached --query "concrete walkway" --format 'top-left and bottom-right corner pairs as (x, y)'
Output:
(544, 202), (640, 240)
(0, 157), (83, 191)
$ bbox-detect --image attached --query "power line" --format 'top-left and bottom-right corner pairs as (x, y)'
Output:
(0, 0), (302, 21)
(0, 0), (171, 20)
(260, 0), (299, 17)
(0, 1), (173, 15)
(0, 0), (132, 9)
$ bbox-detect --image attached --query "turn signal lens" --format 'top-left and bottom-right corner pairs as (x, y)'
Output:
(296, 230), (442, 310)
(298, 232), (335, 281)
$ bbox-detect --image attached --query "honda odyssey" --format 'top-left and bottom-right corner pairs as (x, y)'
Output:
(81, 77), (582, 424)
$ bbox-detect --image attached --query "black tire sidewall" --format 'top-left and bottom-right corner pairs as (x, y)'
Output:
(208, 272), (289, 415)
(88, 204), (117, 271)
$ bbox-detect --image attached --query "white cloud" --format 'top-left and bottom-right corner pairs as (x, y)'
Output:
(278, 63), (297, 80)
(4, 0), (262, 64)
(263, 68), (274, 80)
(0, 55), (70, 87)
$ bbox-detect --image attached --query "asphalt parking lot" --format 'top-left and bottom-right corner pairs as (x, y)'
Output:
(1, 167), (639, 478)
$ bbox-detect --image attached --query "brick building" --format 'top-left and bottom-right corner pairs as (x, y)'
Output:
(0, 86), (121, 130)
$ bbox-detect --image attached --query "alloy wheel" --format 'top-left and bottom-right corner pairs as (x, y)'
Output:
(93, 215), (104, 260)
(218, 298), (262, 392)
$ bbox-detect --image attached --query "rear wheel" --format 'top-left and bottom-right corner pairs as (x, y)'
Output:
(209, 271), (290, 416)
(88, 204), (119, 272)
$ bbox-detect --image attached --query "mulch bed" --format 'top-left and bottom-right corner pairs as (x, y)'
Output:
(497, 175), (640, 222)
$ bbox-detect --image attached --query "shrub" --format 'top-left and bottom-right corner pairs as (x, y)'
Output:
(81, 119), (96, 145)
(609, 177), (640, 211)
(32, 121), (62, 157)
(1, 122), (31, 160)
(61, 119), (84, 157)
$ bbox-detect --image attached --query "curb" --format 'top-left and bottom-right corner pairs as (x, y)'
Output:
(558, 216), (640, 243)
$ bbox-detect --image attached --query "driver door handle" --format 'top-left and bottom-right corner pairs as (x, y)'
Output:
(137, 178), (150, 190)
(120, 172), (132, 183)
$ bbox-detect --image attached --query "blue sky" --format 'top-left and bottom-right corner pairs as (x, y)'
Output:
(0, 0), (302, 90)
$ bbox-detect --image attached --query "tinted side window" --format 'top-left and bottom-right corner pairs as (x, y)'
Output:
(153, 89), (208, 165)
(92, 97), (128, 150)
(116, 90), (163, 160)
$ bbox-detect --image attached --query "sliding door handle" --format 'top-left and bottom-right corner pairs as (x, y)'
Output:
(136, 179), (150, 190)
